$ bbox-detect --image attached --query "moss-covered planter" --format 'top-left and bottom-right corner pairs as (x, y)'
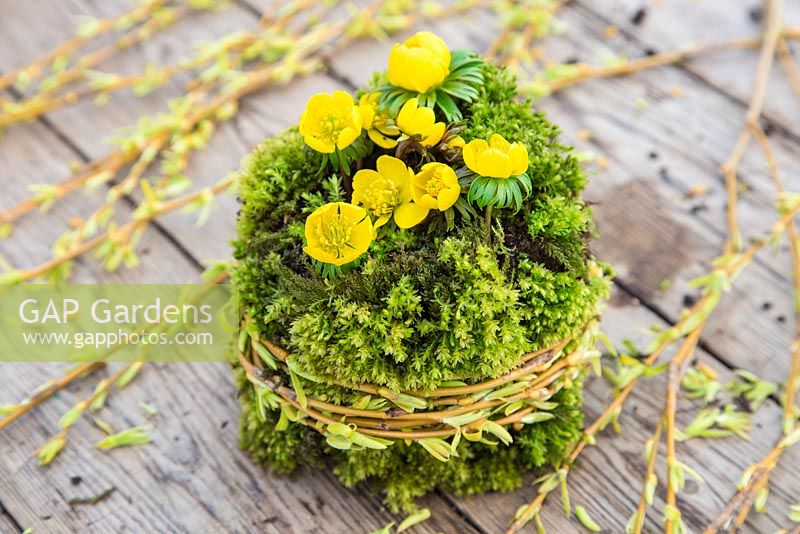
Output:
(231, 37), (610, 512)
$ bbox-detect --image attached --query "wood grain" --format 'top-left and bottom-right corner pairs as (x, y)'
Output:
(1, 0), (800, 532)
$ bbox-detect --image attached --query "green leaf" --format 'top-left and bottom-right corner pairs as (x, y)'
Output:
(139, 402), (158, 416)
(350, 431), (392, 450)
(435, 90), (461, 122)
(369, 521), (395, 534)
(443, 410), (489, 428)
(397, 508), (431, 532)
(0, 222), (12, 240)
(521, 412), (556, 424)
(419, 438), (452, 462)
(289, 370), (307, 409)
(391, 392), (427, 412)
(325, 433), (352, 450)
(58, 403), (86, 429)
(575, 505), (601, 532)
(116, 361), (144, 388)
(95, 425), (151, 451)
(559, 469), (571, 517)
(486, 381), (530, 400)
(92, 417), (115, 435)
(254, 343), (278, 370)
(483, 420), (513, 446)
(38, 436), (66, 466)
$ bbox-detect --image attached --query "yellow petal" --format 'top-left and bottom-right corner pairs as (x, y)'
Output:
(387, 44), (410, 89)
(397, 98), (418, 130)
(349, 217), (374, 251)
(420, 122), (445, 147)
(368, 128), (399, 149)
(410, 31), (451, 69)
(412, 189), (439, 210)
(337, 202), (369, 223)
(336, 126), (360, 150)
(479, 148), (512, 178)
(399, 180), (413, 203)
(376, 155), (411, 190)
(376, 122), (400, 136)
(304, 245), (337, 265)
(437, 185), (460, 211)
(358, 104), (374, 130)
(412, 105), (436, 131)
(447, 135), (465, 149)
(303, 133), (335, 153)
(509, 142), (529, 176)
(332, 90), (355, 109)
(405, 51), (445, 92)
(489, 133), (511, 152)
(352, 169), (382, 203)
(305, 93), (333, 114)
(462, 139), (486, 174)
(389, 32), (451, 92)
(374, 214), (390, 229)
(394, 201), (430, 228)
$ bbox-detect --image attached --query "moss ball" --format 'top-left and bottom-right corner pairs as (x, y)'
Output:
(232, 64), (611, 511)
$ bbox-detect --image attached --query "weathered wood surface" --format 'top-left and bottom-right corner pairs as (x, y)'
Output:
(0, 0), (799, 532)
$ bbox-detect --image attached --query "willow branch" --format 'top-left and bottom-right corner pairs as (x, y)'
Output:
(0, 362), (104, 431)
(720, 0), (784, 254)
(777, 37), (800, 99)
(0, 0), (171, 91)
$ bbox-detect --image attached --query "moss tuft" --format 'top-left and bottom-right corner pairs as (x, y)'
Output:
(232, 64), (610, 511)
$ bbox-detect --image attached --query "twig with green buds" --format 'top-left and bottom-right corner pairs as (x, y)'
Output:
(34, 361), (140, 465)
(0, 2), (204, 130)
(0, 0), (173, 93)
(0, 361), (105, 431)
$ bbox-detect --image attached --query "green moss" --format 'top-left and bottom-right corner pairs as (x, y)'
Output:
(231, 63), (610, 511)
(237, 366), (584, 513)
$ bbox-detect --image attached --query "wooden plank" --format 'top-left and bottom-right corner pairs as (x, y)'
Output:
(0, 507), (19, 534)
(0, 0), (264, 263)
(572, 0), (800, 137)
(443, 286), (800, 533)
(0, 93), (202, 283)
(2, 1), (800, 533)
(0, 361), (475, 534)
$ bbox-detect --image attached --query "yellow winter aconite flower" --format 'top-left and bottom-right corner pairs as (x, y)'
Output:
(446, 135), (465, 149)
(462, 133), (529, 179)
(304, 202), (374, 266)
(358, 93), (400, 149)
(396, 98), (445, 147)
(353, 155), (428, 229)
(411, 163), (461, 214)
(299, 91), (362, 153)
(388, 31), (451, 93)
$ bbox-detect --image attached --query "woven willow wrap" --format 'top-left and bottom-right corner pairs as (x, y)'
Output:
(237, 316), (601, 453)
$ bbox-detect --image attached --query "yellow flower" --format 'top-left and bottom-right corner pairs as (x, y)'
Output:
(411, 163), (461, 214)
(299, 91), (362, 154)
(304, 202), (374, 266)
(358, 93), (400, 149)
(388, 31), (451, 93)
(462, 134), (529, 179)
(446, 135), (465, 149)
(352, 156), (428, 229)
(396, 98), (445, 147)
